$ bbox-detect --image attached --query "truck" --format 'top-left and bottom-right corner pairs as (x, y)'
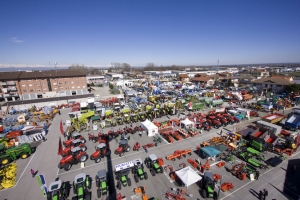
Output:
(0, 143), (34, 166)
(285, 108), (300, 130)
(262, 113), (285, 124)
(187, 102), (205, 111)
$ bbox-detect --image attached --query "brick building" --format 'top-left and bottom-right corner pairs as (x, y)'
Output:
(0, 70), (87, 101)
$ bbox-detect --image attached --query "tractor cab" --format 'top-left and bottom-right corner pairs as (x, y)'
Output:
(47, 179), (69, 200)
(95, 169), (108, 197)
(72, 173), (92, 200)
(95, 143), (107, 153)
(113, 103), (121, 112)
(132, 158), (148, 182)
(71, 146), (82, 156)
(72, 139), (83, 147)
(202, 171), (217, 199)
(71, 132), (82, 140)
(119, 139), (128, 147)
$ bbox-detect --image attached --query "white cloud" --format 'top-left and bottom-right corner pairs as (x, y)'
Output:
(9, 37), (26, 43)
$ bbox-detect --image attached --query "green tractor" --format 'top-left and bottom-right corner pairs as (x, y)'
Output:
(95, 169), (109, 198)
(116, 117), (123, 125)
(130, 114), (138, 123)
(104, 110), (114, 119)
(47, 178), (70, 200)
(72, 173), (92, 200)
(123, 114), (131, 124)
(144, 154), (164, 176)
(132, 158), (148, 183)
(115, 162), (132, 190)
(146, 111), (154, 121)
(201, 172), (217, 200)
(138, 112), (146, 121)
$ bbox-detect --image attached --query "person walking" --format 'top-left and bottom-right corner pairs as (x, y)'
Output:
(30, 169), (35, 178)
(263, 189), (268, 200)
(255, 170), (260, 180)
(139, 131), (142, 137)
(145, 146), (148, 153)
(58, 109), (61, 115)
(220, 129), (223, 136)
(259, 190), (263, 200)
(200, 129), (202, 134)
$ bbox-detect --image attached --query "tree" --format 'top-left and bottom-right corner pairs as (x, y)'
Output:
(227, 78), (234, 87)
(285, 84), (300, 93)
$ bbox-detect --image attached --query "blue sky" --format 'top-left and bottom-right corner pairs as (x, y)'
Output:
(0, 0), (299, 67)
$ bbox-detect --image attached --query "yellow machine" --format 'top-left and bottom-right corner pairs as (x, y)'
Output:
(0, 163), (17, 190)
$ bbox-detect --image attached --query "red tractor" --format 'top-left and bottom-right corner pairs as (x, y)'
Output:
(124, 126), (134, 134)
(114, 139), (131, 157)
(223, 114), (236, 125)
(133, 126), (143, 134)
(63, 132), (86, 147)
(88, 131), (104, 143)
(61, 139), (87, 157)
(133, 142), (141, 151)
(90, 143), (111, 163)
(58, 147), (88, 171)
(207, 116), (222, 129)
(108, 128), (118, 138)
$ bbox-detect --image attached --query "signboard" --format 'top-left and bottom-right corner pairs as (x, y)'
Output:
(115, 161), (134, 172)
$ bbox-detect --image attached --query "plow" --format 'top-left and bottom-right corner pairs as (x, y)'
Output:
(166, 149), (192, 161)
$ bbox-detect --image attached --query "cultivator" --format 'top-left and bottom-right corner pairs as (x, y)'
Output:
(187, 159), (199, 169)
(166, 149), (192, 161)
(142, 143), (155, 149)
(210, 137), (226, 145)
(177, 128), (189, 138)
(221, 182), (234, 192)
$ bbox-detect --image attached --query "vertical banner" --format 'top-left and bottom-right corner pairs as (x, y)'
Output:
(36, 174), (47, 197)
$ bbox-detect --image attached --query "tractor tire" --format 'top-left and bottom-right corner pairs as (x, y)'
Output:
(126, 146), (131, 152)
(92, 139), (97, 143)
(82, 139), (87, 143)
(64, 163), (72, 171)
(120, 152), (124, 157)
(86, 175), (92, 189)
(202, 190), (207, 198)
(95, 176), (100, 188)
(127, 177), (132, 186)
(71, 196), (78, 200)
(1, 157), (11, 165)
(116, 181), (121, 190)
(97, 188), (101, 198)
(213, 191), (218, 200)
(144, 172), (148, 180)
(89, 155), (94, 160)
(95, 157), (101, 163)
(134, 174), (139, 183)
(20, 153), (29, 159)
(105, 150), (111, 157)
(150, 169), (156, 176)
(160, 166), (164, 173)
(81, 146), (87, 152)
(80, 155), (88, 162)
(85, 191), (91, 200)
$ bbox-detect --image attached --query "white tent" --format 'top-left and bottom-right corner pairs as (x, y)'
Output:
(141, 119), (158, 137)
(175, 166), (202, 187)
(180, 118), (194, 128)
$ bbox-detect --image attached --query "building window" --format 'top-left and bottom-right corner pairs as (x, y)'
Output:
(65, 81), (68, 84)
(37, 89), (41, 92)
(71, 81), (74, 84)
(53, 88), (57, 90)
(59, 82), (62, 85)
(36, 84), (40, 86)
(60, 87), (64, 90)
(43, 88), (47, 90)
(66, 87), (69, 89)
(77, 81), (79, 83)
(29, 84), (33, 87)
(53, 83), (57, 85)
(28, 80), (32, 81)
(42, 83), (46, 86)
(83, 86), (86, 88)
(72, 86), (75, 88)
(23, 89), (27, 92)
(77, 86), (80, 88)
(30, 89), (34, 92)
(82, 80), (85, 83)
(22, 85), (25, 87)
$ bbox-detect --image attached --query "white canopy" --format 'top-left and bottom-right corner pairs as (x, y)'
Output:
(175, 166), (202, 187)
(180, 118), (194, 128)
(141, 119), (158, 137)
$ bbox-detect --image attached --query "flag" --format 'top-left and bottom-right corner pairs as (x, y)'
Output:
(60, 121), (64, 135)
(36, 174), (47, 197)
(58, 137), (63, 155)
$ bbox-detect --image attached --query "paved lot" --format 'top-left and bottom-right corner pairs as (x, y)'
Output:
(0, 100), (299, 200)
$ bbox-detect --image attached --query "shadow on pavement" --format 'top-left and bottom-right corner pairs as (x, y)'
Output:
(249, 188), (259, 199)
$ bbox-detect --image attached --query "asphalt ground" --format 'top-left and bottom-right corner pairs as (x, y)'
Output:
(0, 100), (299, 200)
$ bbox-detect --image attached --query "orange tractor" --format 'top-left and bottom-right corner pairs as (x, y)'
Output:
(133, 186), (148, 200)
(114, 139), (131, 157)
(58, 147), (88, 171)
(90, 143), (111, 163)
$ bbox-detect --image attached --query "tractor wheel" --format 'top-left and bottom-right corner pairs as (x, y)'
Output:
(97, 188), (101, 198)
(144, 172), (148, 180)
(160, 166), (164, 173)
(1, 157), (11, 165)
(82, 139), (86, 143)
(86, 175), (92, 189)
(85, 191), (91, 200)
(150, 169), (156, 176)
(134, 174), (139, 183)
(79, 155), (88, 162)
(64, 163), (72, 171)
(71, 196), (78, 200)
(213, 191), (218, 200)
(95, 157), (101, 163)
(120, 152), (124, 157)
(95, 176), (100, 188)
(105, 150), (111, 156)
(81, 146), (87, 152)
(127, 177), (132, 186)
(202, 190), (207, 198)
(116, 181), (121, 190)
(126, 146), (131, 152)
(89, 155), (94, 160)
(20, 153), (29, 159)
